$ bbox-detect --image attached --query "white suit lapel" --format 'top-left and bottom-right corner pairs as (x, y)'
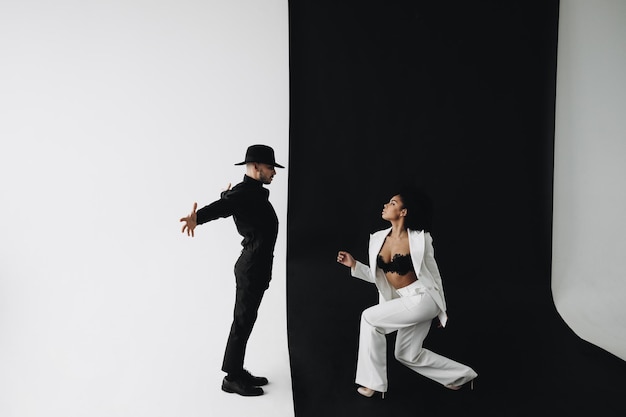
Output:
(408, 229), (425, 277)
(368, 227), (391, 280)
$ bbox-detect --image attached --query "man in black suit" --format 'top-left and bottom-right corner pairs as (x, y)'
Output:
(179, 144), (284, 396)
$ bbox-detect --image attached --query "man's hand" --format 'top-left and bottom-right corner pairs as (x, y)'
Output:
(180, 202), (198, 237)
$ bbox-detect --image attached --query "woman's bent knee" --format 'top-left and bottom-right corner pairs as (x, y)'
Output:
(361, 310), (386, 334)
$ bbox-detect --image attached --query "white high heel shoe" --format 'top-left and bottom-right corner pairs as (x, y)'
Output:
(446, 377), (475, 391)
(357, 386), (385, 399)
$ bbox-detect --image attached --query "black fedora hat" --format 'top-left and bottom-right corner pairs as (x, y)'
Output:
(234, 144), (284, 168)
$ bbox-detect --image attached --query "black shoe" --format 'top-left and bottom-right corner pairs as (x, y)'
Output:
(222, 377), (264, 396)
(239, 369), (269, 386)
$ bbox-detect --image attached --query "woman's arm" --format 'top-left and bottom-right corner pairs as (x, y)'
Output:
(352, 260), (375, 283)
(337, 251), (375, 283)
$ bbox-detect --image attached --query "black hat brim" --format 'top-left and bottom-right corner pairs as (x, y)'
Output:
(234, 161), (285, 168)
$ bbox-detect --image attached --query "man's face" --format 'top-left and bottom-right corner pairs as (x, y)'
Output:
(257, 163), (276, 184)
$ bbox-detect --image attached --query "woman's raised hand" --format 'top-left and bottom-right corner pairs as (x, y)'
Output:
(336, 251), (356, 268)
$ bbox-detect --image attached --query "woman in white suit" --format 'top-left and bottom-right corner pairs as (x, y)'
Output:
(337, 188), (477, 398)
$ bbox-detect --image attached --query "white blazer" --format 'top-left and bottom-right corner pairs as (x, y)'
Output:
(351, 227), (449, 327)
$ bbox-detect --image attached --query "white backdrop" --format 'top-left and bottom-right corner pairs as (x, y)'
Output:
(553, 0), (626, 361)
(0, 1), (293, 416)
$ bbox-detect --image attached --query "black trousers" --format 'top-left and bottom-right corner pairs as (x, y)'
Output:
(221, 251), (271, 374)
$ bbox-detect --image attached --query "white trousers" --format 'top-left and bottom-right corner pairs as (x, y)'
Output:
(355, 280), (478, 392)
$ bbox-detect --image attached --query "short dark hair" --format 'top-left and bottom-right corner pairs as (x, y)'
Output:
(394, 186), (433, 232)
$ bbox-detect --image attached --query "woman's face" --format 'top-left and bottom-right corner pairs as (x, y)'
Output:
(382, 194), (406, 221)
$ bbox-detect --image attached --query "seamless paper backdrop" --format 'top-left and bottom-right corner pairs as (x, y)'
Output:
(286, 1), (625, 416)
(0, 1), (292, 417)
(552, 0), (626, 362)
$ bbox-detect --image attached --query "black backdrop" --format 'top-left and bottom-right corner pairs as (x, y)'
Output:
(285, 1), (626, 416)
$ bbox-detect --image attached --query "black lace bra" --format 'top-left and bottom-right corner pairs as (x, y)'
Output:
(377, 253), (415, 275)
